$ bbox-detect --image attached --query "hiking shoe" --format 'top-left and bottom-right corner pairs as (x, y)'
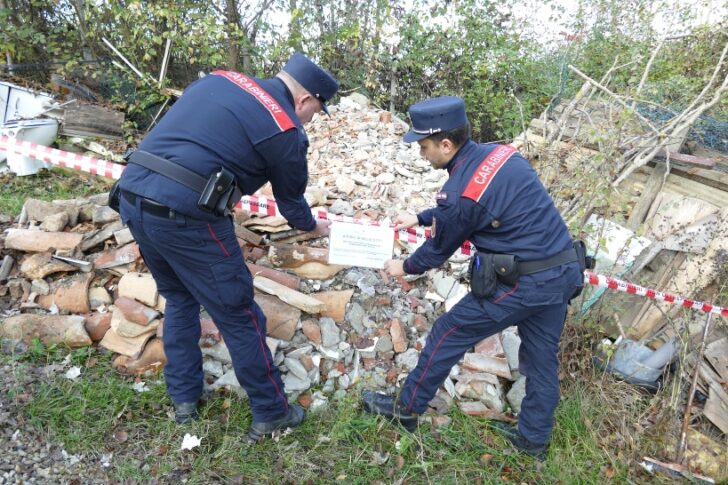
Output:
(490, 421), (548, 461)
(247, 404), (305, 443)
(174, 401), (200, 424)
(361, 390), (418, 432)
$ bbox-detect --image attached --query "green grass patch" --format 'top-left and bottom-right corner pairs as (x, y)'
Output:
(3, 342), (632, 484)
(0, 166), (112, 215)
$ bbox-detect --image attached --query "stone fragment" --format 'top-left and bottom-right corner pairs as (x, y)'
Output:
(211, 369), (247, 398)
(114, 296), (160, 325)
(99, 326), (155, 359)
(320, 317), (341, 348)
(396, 348), (420, 371)
(94, 243), (141, 269)
(1, 314), (91, 348)
(462, 353), (512, 379)
(459, 401), (497, 417)
(201, 342), (232, 364)
(284, 357), (309, 381)
(255, 293), (301, 341)
(474, 334), (504, 357)
(39, 211), (69, 232)
(20, 252), (76, 279)
(302, 319), (322, 345)
(38, 272), (93, 314)
(501, 328), (521, 371)
(30, 279), (50, 296)
(199, 318), (221, 346)
(118, 272), (158, 307)
(283, 374), (311, 392)
(390, 319), (407, 353)
(114, 227), (135, 246)
(375, 335), (393, 353)
(80, 221), (124, 251)
(117, 338), (167, 375)
(506, 375), (527, 414)
(111, 307), (159, 338)
(88, 286), (112, 308)
(84, 312), (112, 341)
(92, 205), (120, 224)
(5, 229), (83, 252)
(23, 199), (65, 222)
(203, 359), (225, 377)
(315, 289), (354, 322)
(336, 176), (356, 195)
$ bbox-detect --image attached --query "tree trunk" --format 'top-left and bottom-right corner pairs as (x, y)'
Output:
(225, 0), (240, 71)
(69, 0), (97, 61)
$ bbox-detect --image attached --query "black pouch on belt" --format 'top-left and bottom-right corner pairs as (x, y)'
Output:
(493, 253), (519, 286)
(570, 239), (595, 299)
(108, 179), (121, 213)
(198, 167), (236, 216)
(469, 253), (498, 299)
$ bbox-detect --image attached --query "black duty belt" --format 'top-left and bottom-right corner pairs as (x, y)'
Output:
(122, 190), (177, 219)
(127, 150), (242, 209)
(518, 247), (578, 275)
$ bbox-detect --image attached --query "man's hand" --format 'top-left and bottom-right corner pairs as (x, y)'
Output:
(392, 213), (419, 231)
(383, 259), (405, 277)
(311, 219), (331, 236)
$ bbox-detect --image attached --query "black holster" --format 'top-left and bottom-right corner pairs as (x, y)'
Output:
(571, 239), (595, 299)
(108, 179), (121, 213)
(198, 167), (237, 216)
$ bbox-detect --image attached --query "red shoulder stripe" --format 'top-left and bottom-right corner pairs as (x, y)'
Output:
(211, 70), (296, 132)
(461, 145), (517, 202)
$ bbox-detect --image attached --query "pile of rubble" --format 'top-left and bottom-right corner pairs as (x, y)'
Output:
(0, 94), (527, 424)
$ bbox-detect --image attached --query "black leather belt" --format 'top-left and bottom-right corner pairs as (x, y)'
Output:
(122, 191), (177, 219)
(519, 247), (578, 275)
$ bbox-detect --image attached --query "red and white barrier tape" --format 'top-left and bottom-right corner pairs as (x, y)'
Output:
(0, 135), (125, 180)
(585, 271), (728, 317)
(2, 136), (724, 317)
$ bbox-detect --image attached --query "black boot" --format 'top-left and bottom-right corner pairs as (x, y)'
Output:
(173, 401), (199, 424)
(361, 390), (418, 432)
(490, 421), (548, 461)
(247, 404), (305, 443)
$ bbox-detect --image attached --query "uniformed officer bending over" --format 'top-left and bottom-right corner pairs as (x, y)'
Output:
(362, 96), (583, 461)
(117, 52), (338, 442)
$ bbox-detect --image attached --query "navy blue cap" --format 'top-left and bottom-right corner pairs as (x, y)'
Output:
(283, 52), (339, 115)
(403, 96), (468, 143)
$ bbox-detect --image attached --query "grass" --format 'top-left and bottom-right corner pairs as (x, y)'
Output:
(2, 341), (642, 484)
(0, 167), (113, 215)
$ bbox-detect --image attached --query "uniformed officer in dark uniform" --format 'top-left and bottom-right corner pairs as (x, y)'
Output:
(117, 52), (338, 442)
(362, 96), (583, 460)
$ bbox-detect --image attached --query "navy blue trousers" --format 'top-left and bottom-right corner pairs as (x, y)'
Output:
(399, 262), (582, 444)
(120, 195), (289, 421)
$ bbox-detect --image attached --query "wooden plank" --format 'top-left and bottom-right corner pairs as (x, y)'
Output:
(655, 150), (715, 168)
(61, 103), (125, 140)
(252, 275), (324, 314)
(704, 336), (728, 381)
(704, 381), (728, 435)
(648, 161), (728, 194)
(626, 164), (666, 231)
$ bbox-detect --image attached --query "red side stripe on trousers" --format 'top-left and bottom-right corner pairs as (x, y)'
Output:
(405, 325), (462, 413)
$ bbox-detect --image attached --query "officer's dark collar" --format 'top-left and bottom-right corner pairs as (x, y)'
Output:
(445, 139), (476, 174)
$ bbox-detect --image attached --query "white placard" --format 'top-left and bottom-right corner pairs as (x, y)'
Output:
(328, 222), (394, 269)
